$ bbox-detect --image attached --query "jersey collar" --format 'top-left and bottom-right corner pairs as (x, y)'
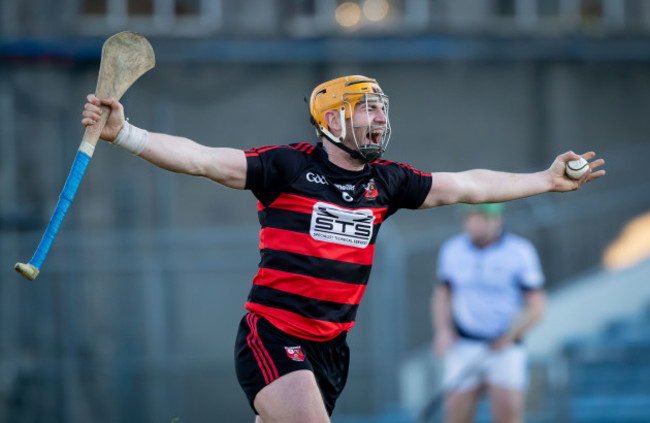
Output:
(316, 142), (372, 178)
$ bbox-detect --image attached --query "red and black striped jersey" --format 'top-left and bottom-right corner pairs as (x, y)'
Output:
(244, 142), (432, 341)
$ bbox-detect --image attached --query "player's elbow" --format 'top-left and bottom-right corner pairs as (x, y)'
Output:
(182, 156), (209, 177)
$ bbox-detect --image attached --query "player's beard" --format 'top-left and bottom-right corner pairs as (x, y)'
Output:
(346, 123), (386, 162)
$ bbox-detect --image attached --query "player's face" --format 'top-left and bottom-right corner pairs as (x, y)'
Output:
(341, 94), (388, 152)
(464, 212), (503, 246)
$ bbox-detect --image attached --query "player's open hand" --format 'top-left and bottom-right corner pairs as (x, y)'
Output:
(549, 151), (606, 192)
(81, 94), (125, 142)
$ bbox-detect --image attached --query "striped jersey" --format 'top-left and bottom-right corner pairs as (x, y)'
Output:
(244, 142), (432, 341)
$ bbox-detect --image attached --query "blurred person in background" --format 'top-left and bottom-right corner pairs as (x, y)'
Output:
(82, 75), (601, 423)
(431, 203), (546, 423)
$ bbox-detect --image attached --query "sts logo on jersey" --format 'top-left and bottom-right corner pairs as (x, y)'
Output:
(285, 346), (305, 361)
(310, 202), (375, 248)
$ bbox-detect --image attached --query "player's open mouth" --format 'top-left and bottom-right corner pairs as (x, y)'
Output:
(365, 129), (384, 145)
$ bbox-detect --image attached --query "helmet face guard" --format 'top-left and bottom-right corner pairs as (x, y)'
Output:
(310, 75), (391, 162)
(346, 91), (391, 162)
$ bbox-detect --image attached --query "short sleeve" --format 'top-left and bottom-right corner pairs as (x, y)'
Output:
(374, 160), (432, 216)
(400, 165), (432, 210)
(244, 144), (308, 203)
(517, 239), (545, 290)
(436, 238), (454, 284)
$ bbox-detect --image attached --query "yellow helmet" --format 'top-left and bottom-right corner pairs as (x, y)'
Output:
(309, 75), (391, 161)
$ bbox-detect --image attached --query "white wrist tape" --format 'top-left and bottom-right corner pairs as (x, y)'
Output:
(112, 121), (149, 155)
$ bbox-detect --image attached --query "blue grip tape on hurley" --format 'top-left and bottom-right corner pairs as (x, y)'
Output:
(29, 151), (91, 269)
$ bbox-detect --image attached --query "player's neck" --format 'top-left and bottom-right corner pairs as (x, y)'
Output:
(321, 138), (366, 171)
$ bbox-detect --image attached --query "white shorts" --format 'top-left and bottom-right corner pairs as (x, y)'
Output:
(442, 338), (528, 392)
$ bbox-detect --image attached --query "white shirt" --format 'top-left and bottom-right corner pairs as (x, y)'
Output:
(437, 232), (544, 340)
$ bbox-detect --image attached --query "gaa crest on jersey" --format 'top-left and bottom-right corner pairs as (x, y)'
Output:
(306, 172), (328, 185)
(364, 179), (378, 199)
(285, 346), (305, 362)
(310, 202), (375, 248)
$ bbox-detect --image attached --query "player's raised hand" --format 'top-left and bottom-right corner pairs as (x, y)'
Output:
(549, 151), (605, 192)
(81, 94), (125, 142)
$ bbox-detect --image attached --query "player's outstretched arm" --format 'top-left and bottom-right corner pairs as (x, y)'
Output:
(82, 94), (247, 189)
(419, 151), (605, 209)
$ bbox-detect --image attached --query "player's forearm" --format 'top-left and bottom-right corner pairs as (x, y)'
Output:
(505, 310), (538, 341)
(503, 292), (546, 341)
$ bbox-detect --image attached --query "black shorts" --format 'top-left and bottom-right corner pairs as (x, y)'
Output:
(234, 313), (350, 416)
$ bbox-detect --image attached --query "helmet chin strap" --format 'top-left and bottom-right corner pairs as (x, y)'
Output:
(331, 139), (365, 161)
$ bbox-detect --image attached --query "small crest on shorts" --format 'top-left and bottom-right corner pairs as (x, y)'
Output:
(284, 346), (305, 362)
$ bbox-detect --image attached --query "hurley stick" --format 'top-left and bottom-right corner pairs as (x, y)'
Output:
(14, 31), (155, 280)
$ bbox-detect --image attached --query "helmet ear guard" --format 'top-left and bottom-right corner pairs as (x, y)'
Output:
(306, 96), (347, 142)
(317, 106), (347, 144)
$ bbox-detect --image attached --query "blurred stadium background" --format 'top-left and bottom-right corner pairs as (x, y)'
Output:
(1, 0), (650, 422)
